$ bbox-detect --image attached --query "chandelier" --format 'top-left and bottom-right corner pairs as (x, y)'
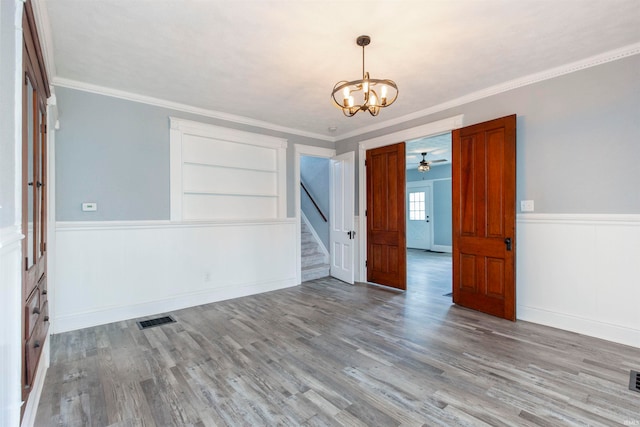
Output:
(331, 35), (398, 117)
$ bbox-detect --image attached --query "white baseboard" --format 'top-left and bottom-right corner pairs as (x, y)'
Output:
(431, 244), (452, 253)
(518, 305), (640, 348)
(54, 278), (296, 333)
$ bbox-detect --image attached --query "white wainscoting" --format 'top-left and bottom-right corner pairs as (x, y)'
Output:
(54, 219), (297, 333)
(0, 226), (24, 427)
(516, 214), (640, 348)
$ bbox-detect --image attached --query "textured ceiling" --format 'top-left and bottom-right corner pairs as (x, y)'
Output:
(41, 0), (640, 141)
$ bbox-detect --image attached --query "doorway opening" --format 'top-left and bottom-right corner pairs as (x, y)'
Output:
(405, 133), (453, 301)
(300, 155), (331, 282)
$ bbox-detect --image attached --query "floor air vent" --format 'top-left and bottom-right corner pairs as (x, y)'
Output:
(137, 315), (176, 330)
(630, 370), (640, 393)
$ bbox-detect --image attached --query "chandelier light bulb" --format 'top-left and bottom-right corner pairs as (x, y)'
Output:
(369, 92), (377, 107)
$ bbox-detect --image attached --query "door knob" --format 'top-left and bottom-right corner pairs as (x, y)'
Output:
(504, 237), (512, 251)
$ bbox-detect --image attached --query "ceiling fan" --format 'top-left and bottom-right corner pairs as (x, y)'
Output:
(417, 152), (447, 172)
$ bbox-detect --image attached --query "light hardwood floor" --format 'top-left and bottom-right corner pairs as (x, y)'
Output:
(35, 250), (639, 426)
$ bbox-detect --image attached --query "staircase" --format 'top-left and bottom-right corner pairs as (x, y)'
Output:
(301, 221), (330, 282)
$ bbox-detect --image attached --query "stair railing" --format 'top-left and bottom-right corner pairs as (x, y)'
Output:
(300, 181), (327, 222)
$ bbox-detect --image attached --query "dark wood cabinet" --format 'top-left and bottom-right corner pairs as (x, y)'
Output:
(21, 0), (50, 413)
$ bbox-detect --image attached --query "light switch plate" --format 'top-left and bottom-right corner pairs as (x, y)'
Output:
(82, 202), (97, 212)
(520, 200), (534, 212)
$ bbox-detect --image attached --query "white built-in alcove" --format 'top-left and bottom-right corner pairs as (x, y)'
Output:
(170, 117), (288, 221)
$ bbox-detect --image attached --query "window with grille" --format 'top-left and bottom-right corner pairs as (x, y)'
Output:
(409, 191), (426, 221)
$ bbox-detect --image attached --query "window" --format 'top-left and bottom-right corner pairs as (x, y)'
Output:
(409, 191), (426, 221)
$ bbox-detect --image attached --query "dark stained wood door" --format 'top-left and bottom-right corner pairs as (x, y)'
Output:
(452, 115), (516, 320)
(366, 142), (406, 290)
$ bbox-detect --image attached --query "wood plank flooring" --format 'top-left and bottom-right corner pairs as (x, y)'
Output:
(35, 250), (639, 426)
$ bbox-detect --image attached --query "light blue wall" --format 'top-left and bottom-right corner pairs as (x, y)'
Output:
(300, 156), (330, 249)
(433, 179), (452, 247)
(0, 1), (19, 228)
(337, 54), (640, 215)
(54, 87), (333, 221)
(406, 163), (451, 182)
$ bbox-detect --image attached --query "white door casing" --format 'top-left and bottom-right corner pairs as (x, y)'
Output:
(406, 182), (432, 249)
(330, 152), (355, 284)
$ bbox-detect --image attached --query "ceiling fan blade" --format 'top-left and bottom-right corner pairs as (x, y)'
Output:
(430, 159), (448, 163)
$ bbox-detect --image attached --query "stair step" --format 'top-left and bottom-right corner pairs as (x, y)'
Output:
(302, 263), (330, 282)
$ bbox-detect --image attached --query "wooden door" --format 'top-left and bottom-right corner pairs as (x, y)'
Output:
(452, 115), (516, 320)
(366, 142), (406, 290)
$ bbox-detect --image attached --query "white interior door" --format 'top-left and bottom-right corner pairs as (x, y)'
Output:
(406, 184), (432, 249)
(329, 152), (355, 284)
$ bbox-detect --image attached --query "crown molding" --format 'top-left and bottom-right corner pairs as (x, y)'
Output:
(52, 77), (335, 142)
(335, 42), (640, 141)
(47, 37), (639, 145)
(31, 0), (57, 83)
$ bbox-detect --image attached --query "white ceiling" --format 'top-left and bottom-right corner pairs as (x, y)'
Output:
(40, 1), (640, 142)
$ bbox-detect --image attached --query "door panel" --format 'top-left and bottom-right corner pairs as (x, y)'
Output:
(452, 115), (516, 321)
(330, 152), (355, 284)
(366, 143), (406, 290)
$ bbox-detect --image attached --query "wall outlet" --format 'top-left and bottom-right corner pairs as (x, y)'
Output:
(520, 200), (534, 212)
(82, 202), (98, 211)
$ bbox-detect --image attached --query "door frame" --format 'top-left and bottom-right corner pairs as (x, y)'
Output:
(357, 115), (464, 282)
(293, 144), (336, 284)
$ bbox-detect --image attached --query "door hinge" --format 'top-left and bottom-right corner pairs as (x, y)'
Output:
(41, 123), (47, 134)
(25, 257), (29, 271)
(365, 209), (367, 216)
(365, 260), (368, 267)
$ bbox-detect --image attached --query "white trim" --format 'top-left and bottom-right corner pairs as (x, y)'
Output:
(335, 43), (640, 141)
(0, 225), (23, 250)
(431, 245), (452, 253)
(30, 0), (56, 79)
(516, 213), (640, 225)
(301, 211), (329, 264)
(357, 115), (463, 281)
(293, 144), (336, 284)
(53, 277), (296, 334)
(56, 218), (295, 231)
(169, 117), (288, 221)
(54, 77), (333, 142)
(19, 335), (49, 427)
(517, 305), (639, 350)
